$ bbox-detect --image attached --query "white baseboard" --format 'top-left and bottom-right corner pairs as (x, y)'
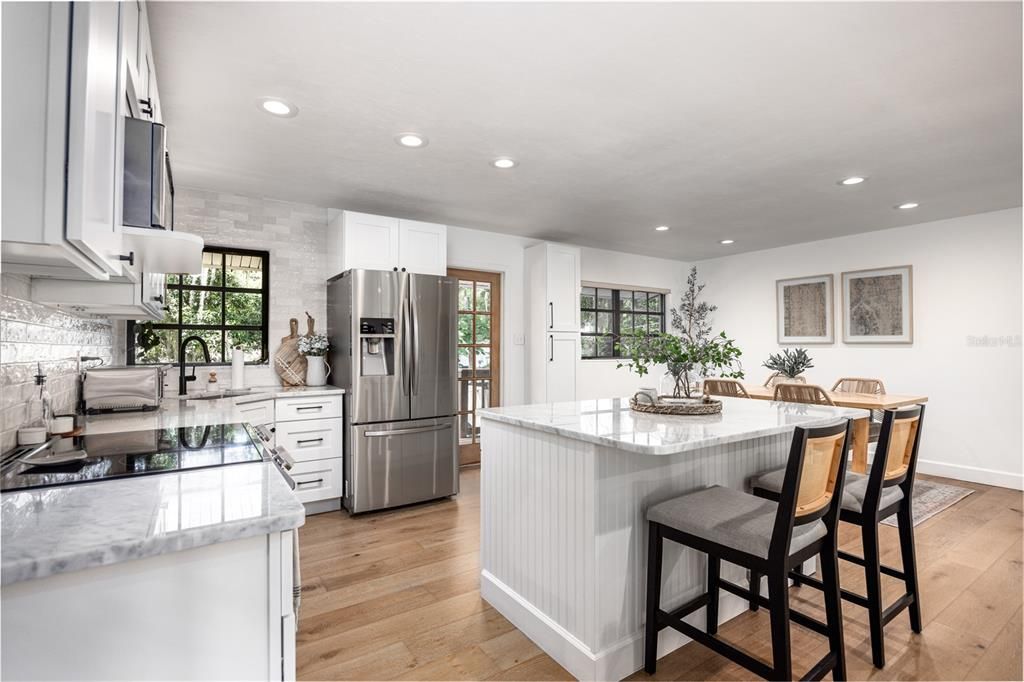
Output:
(480, 569), (753, 681)
(917, 459), (1023, 491)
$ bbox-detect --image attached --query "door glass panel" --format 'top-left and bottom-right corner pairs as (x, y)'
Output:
(475, 282), (491, 312)
(458, 314), (473, 344)
(458, 281), (473, 311)
(474, 314), (490, 344)
(458, 347), (472, 376)
(475, 347), (491, 374)
(459, 379), (472, 413)
(458, 412), (474, 445)
(474, 380), (491, 412)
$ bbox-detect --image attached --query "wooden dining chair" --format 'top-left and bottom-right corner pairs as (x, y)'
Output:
(703, 378), (750, 398)
(764, 372), (807, 388)
(773, 383), (836, 406)
(832, 378), (886, 441)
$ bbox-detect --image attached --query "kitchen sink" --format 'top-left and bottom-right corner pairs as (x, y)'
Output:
(180, 389), (254, 401)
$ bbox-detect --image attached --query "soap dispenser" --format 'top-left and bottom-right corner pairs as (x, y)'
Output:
(18, 363), (51, 445)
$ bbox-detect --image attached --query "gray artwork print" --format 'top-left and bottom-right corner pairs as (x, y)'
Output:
(849, 274), (904, 336)
(783, 282), (827, 336)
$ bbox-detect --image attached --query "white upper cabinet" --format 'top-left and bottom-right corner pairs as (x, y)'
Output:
(397, 219), (447, 276)
(327, 210), (447, 276)
(545, 244), (581, 331)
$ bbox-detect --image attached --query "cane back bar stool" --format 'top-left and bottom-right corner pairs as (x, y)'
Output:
(703, 378), (750, 398)
(644, 419), (853, 681)
(751, 405), (926, 669)
(773, 383), (836, 406)
(831, 377), (887, 442)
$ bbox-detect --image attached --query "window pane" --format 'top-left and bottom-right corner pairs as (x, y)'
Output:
(224, 253), (263, 289)
(580, 287), (596, 309)
(596, 289), (613, 310)
(581, 336), (596, 357)
(225, 292), (262, 326)
(475, 282), (491, 312)
(621, 291), (634, 311)
(458, 347), (472, 376)
(458, 281), (473, 311)
(634, 291), (648, 310)
(166, 274), (179, 285)
(648, 315), (662, 334)
(597, 312), (612, 334)
(227, 330), (263, 362)
(474, 314), (490, 344)
(182, 329), (222, 363)
(135, 327), (178, 364)
(581, 310), (595, 333)
(620, 313), (634, 335)
(458, 314), (473, 344)
(181, 290), (222, 325)
(648, 293), (662, 312)
(182, 253), (223, 287)
(475, 347), (491, 375)
(597, 336), (614, 357)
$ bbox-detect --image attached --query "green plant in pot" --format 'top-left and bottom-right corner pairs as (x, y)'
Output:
(616, 267), (744, 400)
(762, 347), (814, 380)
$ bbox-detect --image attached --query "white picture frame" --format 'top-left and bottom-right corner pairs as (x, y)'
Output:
(776, 274), (834, 344)
(842, 265), (913, 344)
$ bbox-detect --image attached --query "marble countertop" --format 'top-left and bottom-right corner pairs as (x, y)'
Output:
(479, 396), (868, 455)
(0, 385), (325, 585)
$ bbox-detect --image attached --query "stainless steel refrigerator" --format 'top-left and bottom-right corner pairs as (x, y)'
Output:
(327, 269), (459, 513)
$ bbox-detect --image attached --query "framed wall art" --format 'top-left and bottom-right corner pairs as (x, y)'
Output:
(841, 265), (913, 343)
(776, 274), (834, 344)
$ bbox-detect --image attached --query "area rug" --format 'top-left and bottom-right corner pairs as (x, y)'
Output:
(881, 478), (974, 527)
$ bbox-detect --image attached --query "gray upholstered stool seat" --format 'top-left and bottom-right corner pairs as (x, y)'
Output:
(751, 469), (903, 514)
(646, 485), (827, 560)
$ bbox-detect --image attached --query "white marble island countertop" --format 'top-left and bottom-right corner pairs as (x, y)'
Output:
(479, 396), (868, 455)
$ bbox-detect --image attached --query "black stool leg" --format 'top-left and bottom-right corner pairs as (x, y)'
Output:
(791, 561), (804, 586)
(819, 544), (847, 681)
(768, 569), (793, 680)
(748, 570), (760, 611)
(707, 556), (720, 635)
(644, 522), (664, 674)
(862, 523), (886, 669)
(897, 503), (923, 633)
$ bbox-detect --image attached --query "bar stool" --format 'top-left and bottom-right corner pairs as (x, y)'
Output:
(750, 405), (926, 669)
(644, 420), (852, 681)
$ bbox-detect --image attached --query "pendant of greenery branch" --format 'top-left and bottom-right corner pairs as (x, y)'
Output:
(762, 347), (814, 379)
(616, 266), (744, 399)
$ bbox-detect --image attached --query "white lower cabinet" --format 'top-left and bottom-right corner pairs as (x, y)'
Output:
(546, 333), (579, 403)
(275, 394), (344, 511)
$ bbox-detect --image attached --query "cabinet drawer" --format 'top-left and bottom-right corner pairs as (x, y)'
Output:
(233, 398), (274, 427)
(276, 418), (342, 462)
(275, 395), (343, 422)
(289, 458), (343, 504)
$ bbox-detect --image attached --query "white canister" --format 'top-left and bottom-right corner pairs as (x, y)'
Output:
(305, 356), (331, 387)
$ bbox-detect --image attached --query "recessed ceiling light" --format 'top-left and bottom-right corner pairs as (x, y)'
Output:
(838, 176), (867, 186)
(720, 239), (735, 245)
(896, 202), (919, 210)
(654, 225), (670, 232)
(396, 133), (428, 148)
(492, 157), (517, 169)
(257, 97), (297, 118)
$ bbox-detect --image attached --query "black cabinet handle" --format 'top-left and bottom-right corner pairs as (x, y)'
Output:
(118, 251), (135, 267)
(139, 98), (153, 117)
(297, 437), (324, 446)
(549, 302), (553, 329)
(152, 294), (164, 303)
(296, 478), (324, 487)
(549, 335), (554, 362)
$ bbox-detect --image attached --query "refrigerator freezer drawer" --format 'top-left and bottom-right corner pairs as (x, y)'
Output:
(348, 416), (458, 513)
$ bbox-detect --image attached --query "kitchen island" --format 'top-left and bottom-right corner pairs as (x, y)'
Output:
(0, 388), (338, 682)
(478, 396), (867, 681)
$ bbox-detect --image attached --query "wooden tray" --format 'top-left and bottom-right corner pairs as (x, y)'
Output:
(630, 394), (723, 416)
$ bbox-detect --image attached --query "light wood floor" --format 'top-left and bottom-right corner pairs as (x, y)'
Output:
(297, 469), (1023, 681)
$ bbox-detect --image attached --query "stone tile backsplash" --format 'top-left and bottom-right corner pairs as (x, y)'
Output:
(0, 274), (113, 451)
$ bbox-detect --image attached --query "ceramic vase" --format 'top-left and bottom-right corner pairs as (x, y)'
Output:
(305, 356), (331, 387)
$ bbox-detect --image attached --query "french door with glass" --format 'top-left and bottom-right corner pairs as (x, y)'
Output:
(449, 268), (501, 466)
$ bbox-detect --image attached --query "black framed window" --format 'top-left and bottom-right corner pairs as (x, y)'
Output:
(127, 246), (270, 365)
(580, 285), (665, 359)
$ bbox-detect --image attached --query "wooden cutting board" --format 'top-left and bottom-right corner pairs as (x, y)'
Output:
(274, 318), (307, 386)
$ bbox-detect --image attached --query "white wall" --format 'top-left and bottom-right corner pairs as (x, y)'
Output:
(695, 208), (1023, 489)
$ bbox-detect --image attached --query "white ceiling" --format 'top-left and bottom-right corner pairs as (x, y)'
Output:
(149, 2), (1022, 261)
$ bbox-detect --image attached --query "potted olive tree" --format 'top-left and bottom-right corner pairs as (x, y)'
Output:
(617, 267), (743, 401)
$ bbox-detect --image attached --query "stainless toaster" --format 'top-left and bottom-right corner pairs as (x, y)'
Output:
(82, 366), (167, 414)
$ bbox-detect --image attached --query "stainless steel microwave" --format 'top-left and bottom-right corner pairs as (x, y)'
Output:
(123, 117), (174, 230)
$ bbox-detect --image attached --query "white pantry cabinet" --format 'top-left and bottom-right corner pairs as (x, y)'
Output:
(525, 242), (581, 403)
(327, 210), (447, 276)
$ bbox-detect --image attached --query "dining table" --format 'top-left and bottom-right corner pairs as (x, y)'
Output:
(741, 384), (929, 473)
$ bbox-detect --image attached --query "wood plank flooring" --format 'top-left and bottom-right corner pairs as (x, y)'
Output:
(298, 469), (1022, 681)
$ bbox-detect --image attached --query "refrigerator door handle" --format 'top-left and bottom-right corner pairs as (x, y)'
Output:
(363, 423), (452, 437)
(401, 295), (412, 396)
(410, 290), (419, 396)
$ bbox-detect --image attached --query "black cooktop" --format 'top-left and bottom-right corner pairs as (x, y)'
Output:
(0, 423), (265, 493)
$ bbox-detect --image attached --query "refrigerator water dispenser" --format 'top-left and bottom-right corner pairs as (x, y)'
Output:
(359, 318), (395, 376)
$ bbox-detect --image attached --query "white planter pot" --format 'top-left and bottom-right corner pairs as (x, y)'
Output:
(305, 356), (331, 387)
